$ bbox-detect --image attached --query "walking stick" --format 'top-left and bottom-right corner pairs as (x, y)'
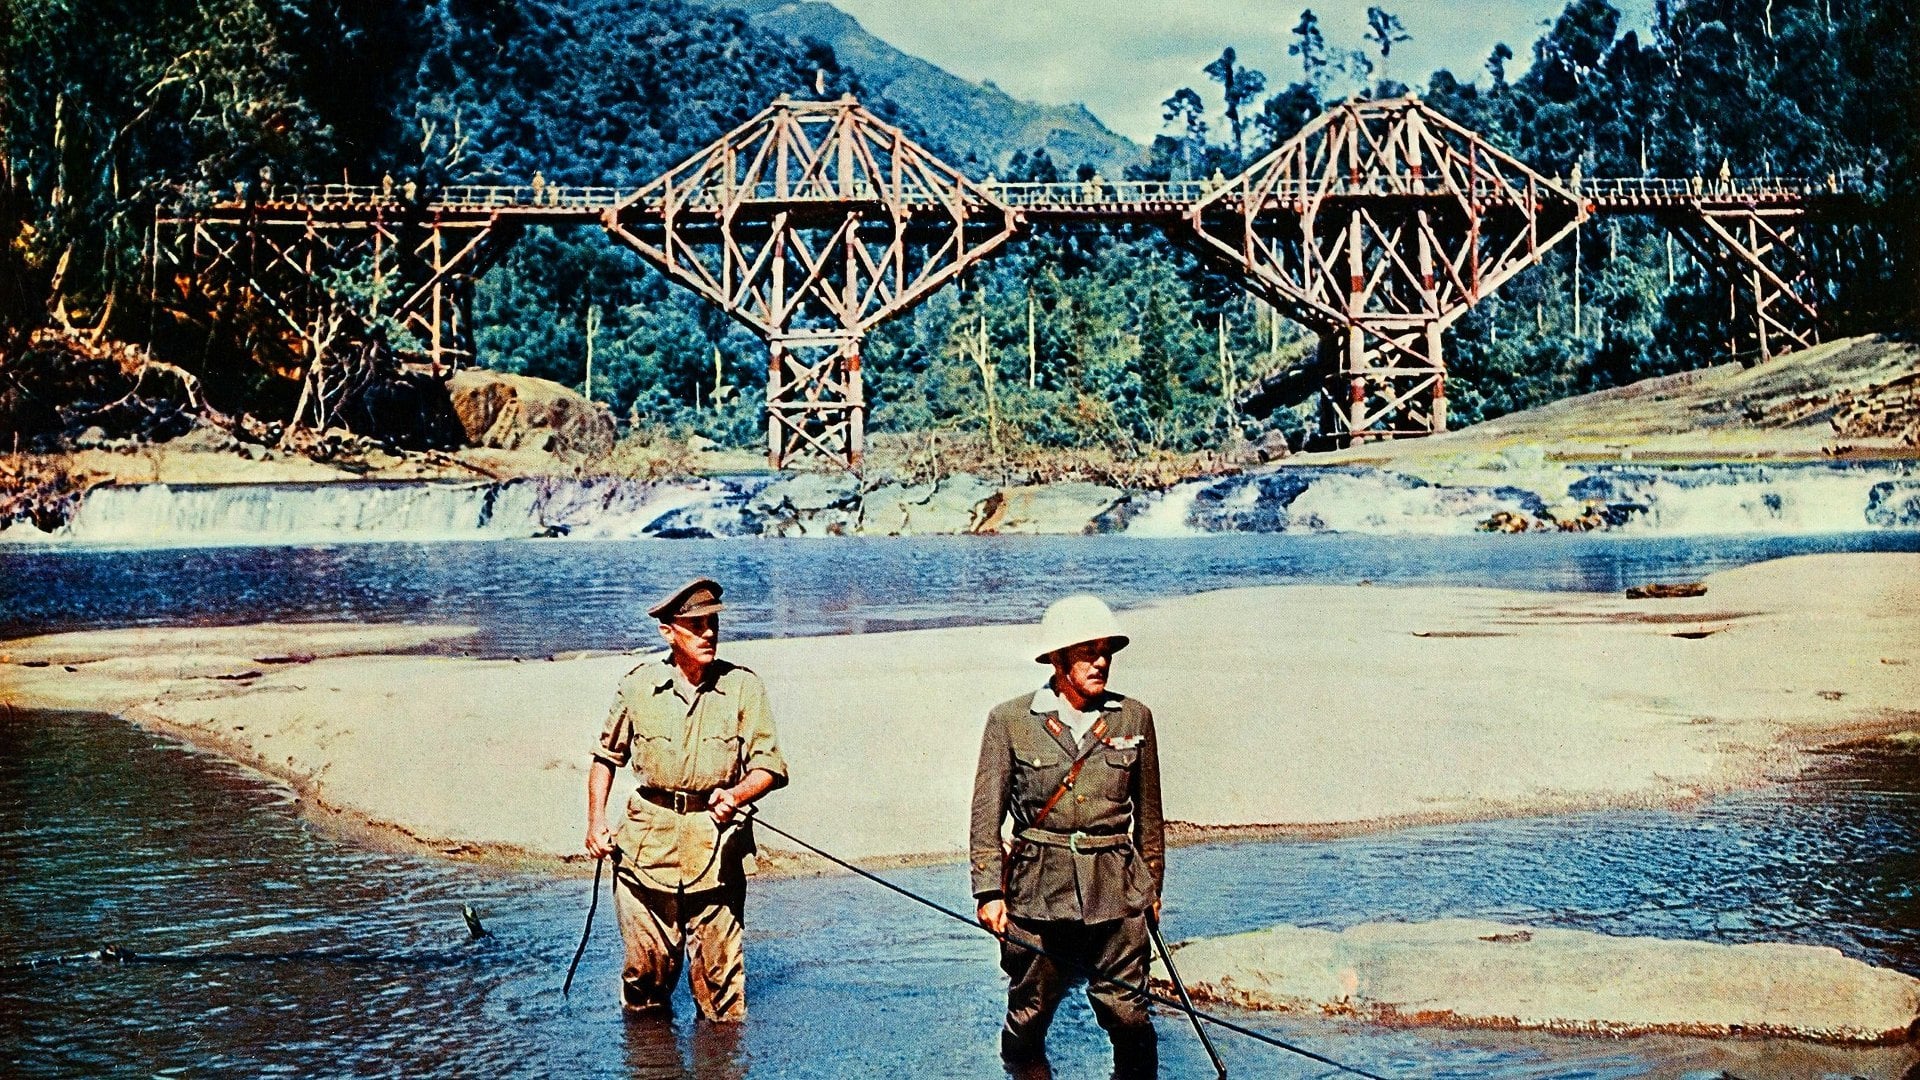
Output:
(1148, 911), (1227, 1078)
(562, 852), (608, 997)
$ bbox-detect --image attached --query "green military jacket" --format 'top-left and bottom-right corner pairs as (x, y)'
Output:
(594, 655), (788, 892)
(969, 685), (1165, 924)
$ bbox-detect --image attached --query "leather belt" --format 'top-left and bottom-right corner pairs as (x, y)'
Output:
(638, 785), (712, 814)
(1017, 827), (1131, 854)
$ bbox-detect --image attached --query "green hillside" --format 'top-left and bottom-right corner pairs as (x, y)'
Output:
(691, 0), (1145, 176)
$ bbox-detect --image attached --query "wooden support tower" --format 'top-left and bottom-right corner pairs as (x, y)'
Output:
(1189, 96), (1587, 447)
(157, 200), (520, 376)
(604, 96), (1019, 469)
(1674, 204), (1821, 363)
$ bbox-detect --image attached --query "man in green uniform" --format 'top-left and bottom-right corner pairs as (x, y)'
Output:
(971, 594), (1165, 1077)
(585, 577), (788, 1021)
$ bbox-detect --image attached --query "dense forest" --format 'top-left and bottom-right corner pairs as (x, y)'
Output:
(1, 0), (1913, 459)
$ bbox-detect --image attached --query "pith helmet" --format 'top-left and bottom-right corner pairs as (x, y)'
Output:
(1033, 594), (1130, 663)
(649, 577), (724, 622)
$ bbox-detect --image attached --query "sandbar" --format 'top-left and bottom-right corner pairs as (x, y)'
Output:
(3, 552), (1915, 871)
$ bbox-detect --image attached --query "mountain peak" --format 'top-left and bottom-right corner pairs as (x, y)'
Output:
(690, 0), (1144, 176)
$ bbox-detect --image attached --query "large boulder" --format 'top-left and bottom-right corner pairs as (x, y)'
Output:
(748, 472), (863, 537)
(858, 474), (999, 535)
(970, 481), (1125, 534)
(445, 370), (614, 460)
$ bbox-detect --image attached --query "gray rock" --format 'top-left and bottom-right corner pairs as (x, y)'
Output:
(858, 474), (998, 535)
(749, 472), (863, 537)
(971, 481), (1124, 535)
(167, 424), (241, 453)
(1257, 429), (1292, 462)
(1866, 480), (1920, 528)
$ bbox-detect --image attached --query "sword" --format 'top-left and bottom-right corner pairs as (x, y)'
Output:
(1148, 910), (1227, 1078)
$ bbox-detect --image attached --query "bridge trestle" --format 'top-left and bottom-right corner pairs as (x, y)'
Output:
(158, 206), (520, 429)
(1191, 97), (1587, 446)
(605, 96), (1019, 469)
(153, 95), (1863, 466)
(1672, 205), (1821, 362)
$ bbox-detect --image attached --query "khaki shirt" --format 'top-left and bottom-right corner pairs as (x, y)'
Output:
(595, 656), (788, 892)
(969, 687), (1165, 923)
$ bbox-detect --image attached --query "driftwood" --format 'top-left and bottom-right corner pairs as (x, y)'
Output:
(1625, 581), (1709, 599)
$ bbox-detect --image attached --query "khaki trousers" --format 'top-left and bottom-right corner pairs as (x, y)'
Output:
(613, 873), (747, 1021)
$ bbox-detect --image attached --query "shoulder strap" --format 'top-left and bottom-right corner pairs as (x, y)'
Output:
(1001, 715), (1106, 895)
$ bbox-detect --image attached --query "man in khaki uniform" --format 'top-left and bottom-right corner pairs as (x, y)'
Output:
(585, 577), (788, 1020)
(971, 595), (1165, 1076)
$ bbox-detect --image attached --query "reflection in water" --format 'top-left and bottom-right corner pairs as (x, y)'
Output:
(623, 1011), (747, 1080)
(2, 709), (1917, 1078)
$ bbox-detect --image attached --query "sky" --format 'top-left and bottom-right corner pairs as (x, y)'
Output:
(826, 0), (1656, 144)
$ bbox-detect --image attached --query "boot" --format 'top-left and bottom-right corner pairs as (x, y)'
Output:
(1109, 1024), (1158, 1079)
(1000, 1029), (1052, 1079)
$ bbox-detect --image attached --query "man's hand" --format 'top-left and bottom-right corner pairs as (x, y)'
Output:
(585, 818), (616, 859)
(710, 768), (778, 826)
(709, 785), (742, 826)
(977, 897), (1009, 936)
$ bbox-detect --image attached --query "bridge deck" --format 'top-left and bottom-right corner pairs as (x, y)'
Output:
(166, 177), (1857, 226)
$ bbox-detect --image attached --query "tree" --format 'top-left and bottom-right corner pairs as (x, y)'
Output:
(1204, 47), (1267, 162)
(1160, 87), (1207, 178)
(1289, 10), (1332, 99)
(1486, 42), (1515, 85)
(1364, 6), (1412, 88)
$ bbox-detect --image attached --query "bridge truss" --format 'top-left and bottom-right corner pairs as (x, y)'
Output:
(154, 95), (1860, 469)
(1190, 98), (1585, 441)
(603, 98), (1018, 468)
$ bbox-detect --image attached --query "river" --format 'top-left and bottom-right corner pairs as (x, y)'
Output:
(3, 709), (1915, 1078)
(8, 530), (1920, 654)
(2, 533), (1918, 1077)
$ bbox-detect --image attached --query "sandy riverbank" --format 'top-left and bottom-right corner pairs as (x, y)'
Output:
(1301, 335), (1920, 473)
(3, 552), (1915, 872)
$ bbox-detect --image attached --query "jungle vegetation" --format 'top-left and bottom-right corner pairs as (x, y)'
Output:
(1, 0), (1913, 455)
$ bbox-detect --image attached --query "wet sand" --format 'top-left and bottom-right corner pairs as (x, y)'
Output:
(1158, 918), (1920, 1045)
(3, 552), (1916, 872)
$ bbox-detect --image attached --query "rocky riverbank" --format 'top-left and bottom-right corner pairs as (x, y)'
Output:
(5, 454), (1917, 545)
(5, 335), (1916, 543)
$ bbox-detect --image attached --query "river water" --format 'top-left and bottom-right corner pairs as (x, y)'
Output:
(3, 534), (1919, 1077)
(7, 530), (1920, 654)
(3, 710), (1916, 1079)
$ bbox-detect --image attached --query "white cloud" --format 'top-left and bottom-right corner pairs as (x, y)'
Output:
(828, 0), (1655, 144)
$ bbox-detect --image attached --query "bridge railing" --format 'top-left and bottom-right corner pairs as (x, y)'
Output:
(989, 180), (1214, 206)
(1575, 176), (1843, 199)
(201, 175), (1846, 214)
(214, 183), (630, 210)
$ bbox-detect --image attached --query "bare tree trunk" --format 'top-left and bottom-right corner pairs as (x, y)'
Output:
(968, 315), (1001, 459)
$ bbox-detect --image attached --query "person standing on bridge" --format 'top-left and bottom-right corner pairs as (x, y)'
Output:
(971, 594), (1165, 1077)
(585, 577), (788, 1021)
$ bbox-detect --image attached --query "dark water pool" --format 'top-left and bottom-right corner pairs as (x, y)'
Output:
(3, 709), (1915, 1079)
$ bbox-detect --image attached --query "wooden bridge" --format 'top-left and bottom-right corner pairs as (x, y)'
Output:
(156, 95), (1862, 469)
